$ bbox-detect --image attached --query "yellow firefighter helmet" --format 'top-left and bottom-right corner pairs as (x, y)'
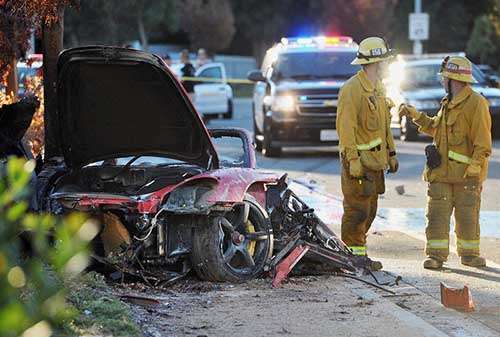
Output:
(351, 37), (394, 65)
(438, 55), (477, 83)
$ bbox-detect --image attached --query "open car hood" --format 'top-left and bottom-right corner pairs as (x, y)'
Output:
(51, 46), (217, 169)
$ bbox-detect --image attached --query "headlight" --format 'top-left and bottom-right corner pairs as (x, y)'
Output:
(272, 95), (296, 112)
(164, 185), (213, 211)
(408, 99), (440, 110)
(488, 98), (500, 107)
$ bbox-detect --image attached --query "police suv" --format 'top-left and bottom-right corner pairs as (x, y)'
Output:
(247, 36), (360, 157)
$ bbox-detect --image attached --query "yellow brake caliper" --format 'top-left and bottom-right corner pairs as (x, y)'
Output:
(246, 220), (256, 257)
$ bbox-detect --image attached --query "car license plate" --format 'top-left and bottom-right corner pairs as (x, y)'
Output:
(320, 129), (338, 141)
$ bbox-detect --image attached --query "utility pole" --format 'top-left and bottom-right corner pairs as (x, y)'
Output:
(413, 0), (423, 55)
(409, 0), (428, 55)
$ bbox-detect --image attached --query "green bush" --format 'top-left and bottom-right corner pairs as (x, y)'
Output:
(0, 157), (98, 337)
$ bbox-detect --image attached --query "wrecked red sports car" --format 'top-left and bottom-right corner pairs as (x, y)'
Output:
(34, 47), (368, 286)
(36, 47), (280, 282)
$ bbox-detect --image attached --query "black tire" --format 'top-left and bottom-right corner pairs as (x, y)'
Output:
(262, 118), (282, 157)
(253, 111), (263, 152)
(400, 116), (418, 141)
(191, 195), (273, 282)
(223, 99), (233, 119)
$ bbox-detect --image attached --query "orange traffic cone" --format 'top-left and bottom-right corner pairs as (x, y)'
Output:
(440, 282), (475, 312)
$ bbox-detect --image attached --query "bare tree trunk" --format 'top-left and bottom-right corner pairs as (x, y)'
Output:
(6, 57), (18, 100)
(137, 0), (148, 51)
(42, 5), (64, 159)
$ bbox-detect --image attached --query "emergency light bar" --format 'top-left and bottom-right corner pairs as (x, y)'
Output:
(281, 36), (354, 47)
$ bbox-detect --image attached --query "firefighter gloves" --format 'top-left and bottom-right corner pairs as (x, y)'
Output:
(398, 103), (419, 120)
(349, 158), (364, 178)
(388, 155), (399, 173)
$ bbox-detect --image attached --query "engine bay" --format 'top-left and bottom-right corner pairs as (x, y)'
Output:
(52, 164), (205, 196)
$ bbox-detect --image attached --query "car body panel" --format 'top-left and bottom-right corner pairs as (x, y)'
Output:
(53, 46), (218, 169)
(52, 167), (279, 214)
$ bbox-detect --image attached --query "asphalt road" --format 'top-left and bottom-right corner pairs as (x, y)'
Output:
(207, 98), (500, 211)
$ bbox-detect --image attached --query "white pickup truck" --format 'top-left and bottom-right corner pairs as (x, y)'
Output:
(170, 62), (234, 120)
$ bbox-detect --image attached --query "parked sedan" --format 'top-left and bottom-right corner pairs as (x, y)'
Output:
(36, 47), (277, 282)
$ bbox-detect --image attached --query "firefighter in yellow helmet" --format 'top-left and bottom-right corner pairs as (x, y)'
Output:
(399, 55), (492, 269)
(336, 37), (398, 270)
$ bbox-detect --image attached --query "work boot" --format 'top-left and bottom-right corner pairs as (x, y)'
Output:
(461, 256), (486, 267)
(423, 257), (443, 270)
(366, 257), (383, 271)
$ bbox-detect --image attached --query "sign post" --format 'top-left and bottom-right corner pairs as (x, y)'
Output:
(409, 0), (429, 55)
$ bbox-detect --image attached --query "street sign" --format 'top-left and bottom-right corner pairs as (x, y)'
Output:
(409, 12), (429, 40)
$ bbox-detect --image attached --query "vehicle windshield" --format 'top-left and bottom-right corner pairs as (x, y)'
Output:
(273, 51), (359, 81)
(400, 63), (487, 90)
(85, 156), (188, 167)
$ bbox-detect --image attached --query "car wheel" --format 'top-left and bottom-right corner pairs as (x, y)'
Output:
(223, 99), (233, 119)
(262, 118), (282, 157)
(400, 116), (418, 141)
(191, 194), (273, 282)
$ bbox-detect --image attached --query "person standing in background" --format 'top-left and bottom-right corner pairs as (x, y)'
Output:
(180, 49), (196, 96)
(195, 48), (211, 68)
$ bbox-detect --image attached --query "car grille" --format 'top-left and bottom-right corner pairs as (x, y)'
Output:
(294, 90), (339, 117)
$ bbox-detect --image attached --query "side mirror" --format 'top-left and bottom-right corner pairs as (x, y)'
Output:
(487, 76), (500, 88)
(208, 128), (256, 169)
(247, 70), (266, 82)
